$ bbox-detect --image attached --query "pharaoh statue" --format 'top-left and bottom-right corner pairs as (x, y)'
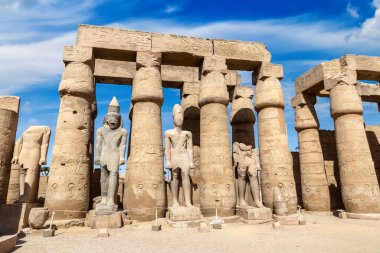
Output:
(95, 97), (127, 214)
(12, 126), (51, 203)
(164, 104), (195, 208)
(233, 142), (264, 208)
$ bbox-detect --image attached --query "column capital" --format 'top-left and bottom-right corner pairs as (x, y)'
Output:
(202, 56), (227, 75)
(136, 51), (162, 69)
(63, 46), (94, 65)
(252, 62), (283, 84)
(291, 93), (316, 108)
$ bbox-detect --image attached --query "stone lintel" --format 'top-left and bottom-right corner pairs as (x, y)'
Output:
(252, 62), (283, 84)
(152, 33), (213, 57)
(63, 46), (93, 64)
(94, 59), (135, 85)
(213, 39), (271, 66)
(296, 59), (340, 94)
(341, 54), (380, 82)
(233, 86), (254, 100)
(77, 25), (151, 52)
(356, 82), (380, 103)
(161, 65), (199, 84)
(291, 93), (316, 108)
(0, 96), (20, 113)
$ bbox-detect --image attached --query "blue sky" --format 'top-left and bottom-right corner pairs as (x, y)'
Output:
(0, 0), (379, 168)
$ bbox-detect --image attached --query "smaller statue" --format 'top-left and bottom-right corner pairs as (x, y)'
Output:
(95, 97), (127, 214)
(164, 104), (195, 208)
(12, 126), (51, 203)
(273, 187), (288, 216)
(233, 142), (264, 208)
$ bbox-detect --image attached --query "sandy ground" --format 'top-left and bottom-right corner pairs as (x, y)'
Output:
(11, 213), (380, 253)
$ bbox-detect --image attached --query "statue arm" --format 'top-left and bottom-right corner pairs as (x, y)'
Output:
(186, 132), (194, 168)
(95, 128), (103, 165)
(39, 127), (51, 165)
(164, 131), (171, 168)
(119, 129), (127, 165)
(12, 136), (23, 164)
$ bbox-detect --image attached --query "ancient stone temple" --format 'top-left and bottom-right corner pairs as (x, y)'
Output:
(44, 24), (295, 221)
(293, 55), (380, 213)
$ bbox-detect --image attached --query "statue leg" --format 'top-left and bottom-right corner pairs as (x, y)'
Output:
(237, 166), (248, 207)
(170, 168), (180, 208)
(107, 170), (118, 206)
(181, 169), (193, 208)
(100, 165), (109, 205)
(19, 167), (27, 197)
(248, 165), (264, 208)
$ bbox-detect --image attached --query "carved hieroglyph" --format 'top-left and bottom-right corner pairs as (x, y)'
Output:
(95, 97), (127, 214)
(0, 96), (20, 204)
(254, 63), (297, 214)
(12, 126), (51, 203)
(199, 56), (236, 216)
(124, 52), (166, 221)
(293, 94), (330, 211)
(45, 49), (96, 219)
(328, 79), (380, 213)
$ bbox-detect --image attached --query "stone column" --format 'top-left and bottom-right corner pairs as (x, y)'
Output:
(199, 56), (236, 217)
(253, 63), (297, 214)
(0, 96), (20, 204)
(292, 93), (330, 211)
(6, 163), (21, 204)
(181, 81), (201, 206)
(45, 46), (96, 219)
(327, 76), (380, 213)
(124, 52), (166, 221)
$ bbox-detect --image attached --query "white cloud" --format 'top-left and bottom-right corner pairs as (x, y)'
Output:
(346, 2), (360, 18)
(165, 5), (180, 14)
(350, 0), (380, 40)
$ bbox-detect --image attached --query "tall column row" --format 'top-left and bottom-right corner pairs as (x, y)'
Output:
(124, 52), (166, 221)
(254, 63), (297, 214)
(199, 56), (236, 216)
(0, 96), (20, 204)
(293, 94), (330, 211)
(45, 47), (96, 219)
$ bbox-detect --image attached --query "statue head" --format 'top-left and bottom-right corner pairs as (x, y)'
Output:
(173, 104), (184, 128)
(104, 97), (122, 130)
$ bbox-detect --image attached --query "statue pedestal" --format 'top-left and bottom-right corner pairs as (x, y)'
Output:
(86, 210), (123, 229)
(168, 207), (202, 221)
(0, 203), (39, 235)
(95, 203), (118, 215)
(237, 206), (272, 222)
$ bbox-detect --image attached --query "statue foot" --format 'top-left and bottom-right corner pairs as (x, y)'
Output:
(172, 202), (180, 208)
(185, 203), (194, 208)
(239, 200), (248, 207)
(100, 198), (107, 205)
(255, 202), (265, 208)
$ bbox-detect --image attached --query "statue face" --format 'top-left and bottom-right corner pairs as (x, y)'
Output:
(173, 104), (184, 127)
(106, 112), (120, 130)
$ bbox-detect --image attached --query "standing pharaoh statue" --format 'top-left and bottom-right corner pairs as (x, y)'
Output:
(165, 104), (195, 208)
(12, 126), (51, 203)
(95, 97), (127, 214)
(233, 142), (264, 208)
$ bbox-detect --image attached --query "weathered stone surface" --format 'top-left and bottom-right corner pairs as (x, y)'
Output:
(213, 39), (271, 67)
(168, 207), (202, 221)
(0, 203), (38, 235)
(0, 234), (17, 252)
(6, 163), (20, 204)
(341, 54), (380, 81)
(13, 126), (51, 204)
(63, 46), (93, 64)
(77, 25), (151, 51)
(253, 62), (283, 84)
(86, 210), (123, 229)
(124, 52), (166, 221)
(28, 207), (49, 229)
(162, 65), (199, 85)
(152, 33), (212, 57)
(273, 214), (299, 225)
(94, 59), (135, 84)
(330, 82), (380, 213)
(199, 57), (236, 217)
(236, 206), (272, 220)
(356, 82), (380, 103)
(0, 96), (20, 204)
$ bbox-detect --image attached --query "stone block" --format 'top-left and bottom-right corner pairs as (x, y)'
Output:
(94, 59), (136, 84)
(253, 62), (283, 84)
(152, 224), (162, 231)
(168, 207), (202, 221)
(63, 46), (93, 64)
(202, 56), (227, 74)
(0, 96), (20, 113)
(291, 93), (317, 108)
(341, 54), (380, 81)
(225, 70), (241, 87)
(97, 229), (109, 237)
(212, 223), (222, 229)
(198, 222), (210, 233)
(272, 214), (299, 225)
(182, 82), (200, 96)
(213, 39), (271, 66)
(152, 33), (213, 57)
(233, 86), (254, 100)
(77, 25), (151, 51)
(43, 228), (55, 237)
(0, 203), (39, 235)
(48, 219), (85, 228)
(272, 221), (281, 229)
(0, 234), (17, 253)
(356, 82), (380, 103)
(236, 206), (272, 220)
(346, 212), (380, 220)
(86, 210), (122, 229)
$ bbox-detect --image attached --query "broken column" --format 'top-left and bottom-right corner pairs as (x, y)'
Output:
(327, 74), (380, 213)
(45, 46), (96, 219)
(199, 56), (236, 217)
(181, 81), (201, 206)
(292, 94), (330, 211)
(253, 63), (297, 214)
(0, 96), (20, 204)
(124, 52), (166, 221)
